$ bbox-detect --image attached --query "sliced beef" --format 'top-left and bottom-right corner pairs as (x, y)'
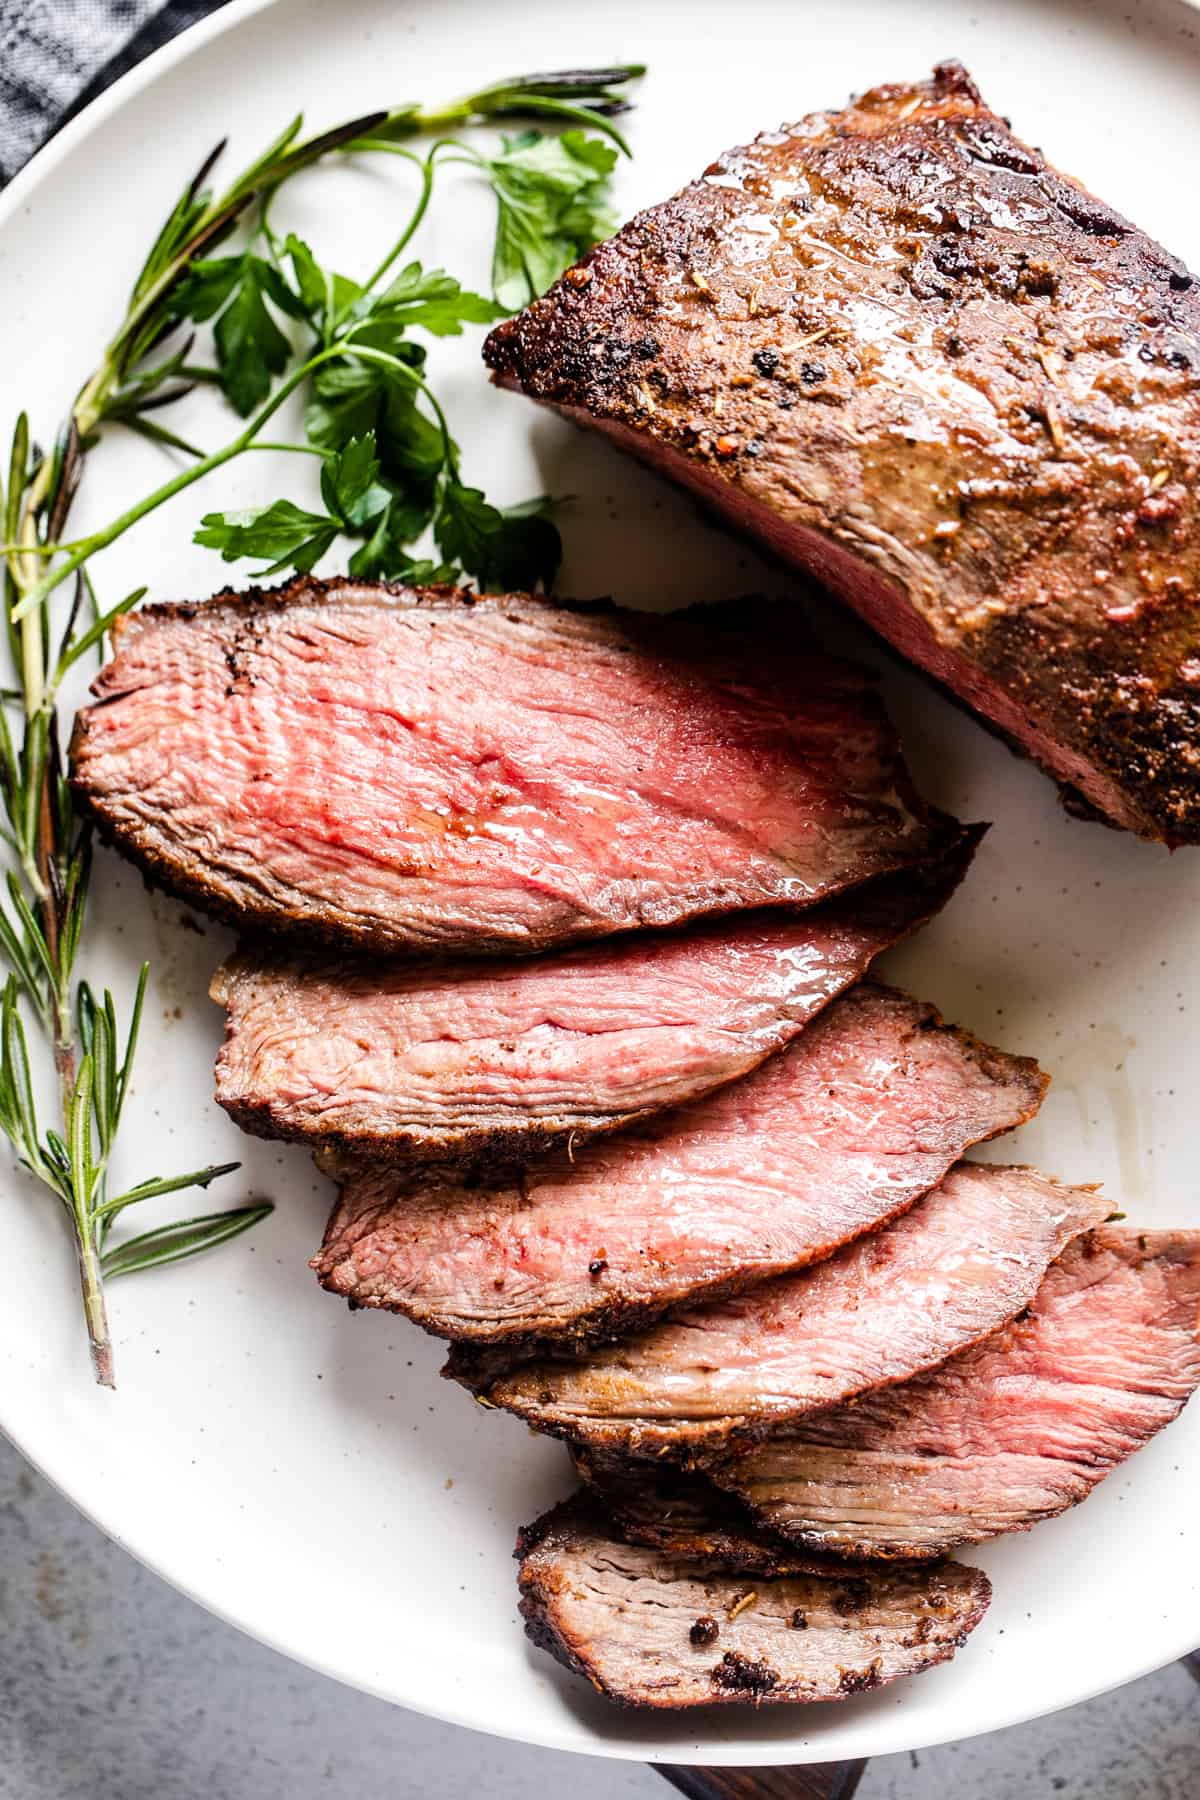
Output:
(484, 62), (1200, 845)
(568, 1446), (811, 1573)
(71, 578), (956, 956)
(449, 1165), (1110, 1456)
(715, 1227), (1200, 1558)
(214, 833), (980, 1164)
(314, 983), (1046, 1346)
(516, 1494), (990, 1708)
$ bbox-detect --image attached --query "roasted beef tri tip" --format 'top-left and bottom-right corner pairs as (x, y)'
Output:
(515, 1494), (991, 1709)
(314, 983), (1047, 1347)
(447, 1165), (1110, 1456)
(484, 61), (1200, 845)
(712, 1226), (1200, 1559)
(71, 579), (958, 956)
(213, 830), (982, 1165)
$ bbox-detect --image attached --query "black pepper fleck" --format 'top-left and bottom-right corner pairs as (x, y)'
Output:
(833, 1578), (873, 1616)
(710, 1651), (779, 1694)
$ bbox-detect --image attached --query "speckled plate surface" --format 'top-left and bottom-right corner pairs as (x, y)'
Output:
(0, 0), (1197, 1767)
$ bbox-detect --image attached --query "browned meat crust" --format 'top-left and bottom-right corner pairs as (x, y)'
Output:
(567, 1445), (819, 1572)
(485, 61), (1200, 844)
(515, 1493), (991, 1708)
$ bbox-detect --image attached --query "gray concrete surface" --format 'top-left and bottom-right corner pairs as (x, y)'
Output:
(1, 1434), (1196, 1799)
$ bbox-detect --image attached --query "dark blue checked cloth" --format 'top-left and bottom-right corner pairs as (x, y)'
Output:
(0, 0), (228, 183)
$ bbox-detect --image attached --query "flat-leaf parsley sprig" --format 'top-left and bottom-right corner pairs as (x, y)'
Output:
(2, 63), (644, 1385)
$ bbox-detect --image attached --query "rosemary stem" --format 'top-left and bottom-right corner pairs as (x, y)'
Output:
(74, 1210), (114, 1388)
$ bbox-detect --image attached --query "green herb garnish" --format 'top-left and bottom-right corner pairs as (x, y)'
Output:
(1, 62), (644, 1384)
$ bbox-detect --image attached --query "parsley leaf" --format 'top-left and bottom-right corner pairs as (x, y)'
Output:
(194, 500), (340, 574)
(172, 252), (307, 415)
(366, 263), (504, 337)
(305, 351), (445, 547)
(483, 130), (619, 310)
(190, 231), (563, 589)
(195, 433), (389, 574)
(283, 233), (362, 339)
(435, 481), (561, 591)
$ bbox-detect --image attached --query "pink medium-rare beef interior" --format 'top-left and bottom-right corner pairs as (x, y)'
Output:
(314, 981), (1046, 1345)
(578, 1221), (1200, 1559)
(72, 578), (955, 955)
(717, 1226), (1200, 1557)
(450, 1164), (1111, 1455)
(213, 831), (982, 1163)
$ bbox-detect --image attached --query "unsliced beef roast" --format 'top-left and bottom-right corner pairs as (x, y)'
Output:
(315, 983), (1046, 1346)
(449, 1166), (1109, 1456)
(714, 1227), (1200, 1558)
(214, 833), (980, 1163)
(515, 1495), (990, 1708)
(484, 62), (1200, 845)
(71, 579), (956, 956)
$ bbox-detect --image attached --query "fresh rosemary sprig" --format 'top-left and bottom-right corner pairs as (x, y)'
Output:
(1, 63), (644, 1387)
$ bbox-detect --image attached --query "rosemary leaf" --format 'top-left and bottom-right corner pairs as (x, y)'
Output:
(101, 1202), (273, 1279)
(94, 1160), (243, 1223)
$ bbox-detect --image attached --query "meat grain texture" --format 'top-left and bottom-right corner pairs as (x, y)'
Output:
(214, 833), (981, 1163)
(515, 1495), (991, 1709)
(72, 580), (954, 955)
(316, 983), (1046, 1346)
(716, 1227), (1200, 1558)
(449, 1165), (1110, 1456)
(485, 62), (1200, 844)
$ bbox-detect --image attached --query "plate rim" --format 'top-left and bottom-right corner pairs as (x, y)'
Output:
(1, 0), (1198, 1766)
(0, 0), (282, 232)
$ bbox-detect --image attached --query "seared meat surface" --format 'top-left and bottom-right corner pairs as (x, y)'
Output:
(516, 1494), (990, 1708)
(568, 1446), (808, 1571)
(485, 62), (1200, 844)
(72, 579), (954, 955)
(215, 833), (979, 1163)
(314, 983), (1046, 1345)
(448, 1165), (1109, 1455)
(715, 1227), (1200, 1558)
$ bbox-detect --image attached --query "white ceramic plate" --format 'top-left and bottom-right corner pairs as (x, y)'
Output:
(1, 0), (1198, 1767)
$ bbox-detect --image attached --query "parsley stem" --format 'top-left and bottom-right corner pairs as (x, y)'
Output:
(245, 441), (326, 457)
(14, 350), (345, 626)
(356, 140), (465, 299)
(358, 148), (438, 296)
